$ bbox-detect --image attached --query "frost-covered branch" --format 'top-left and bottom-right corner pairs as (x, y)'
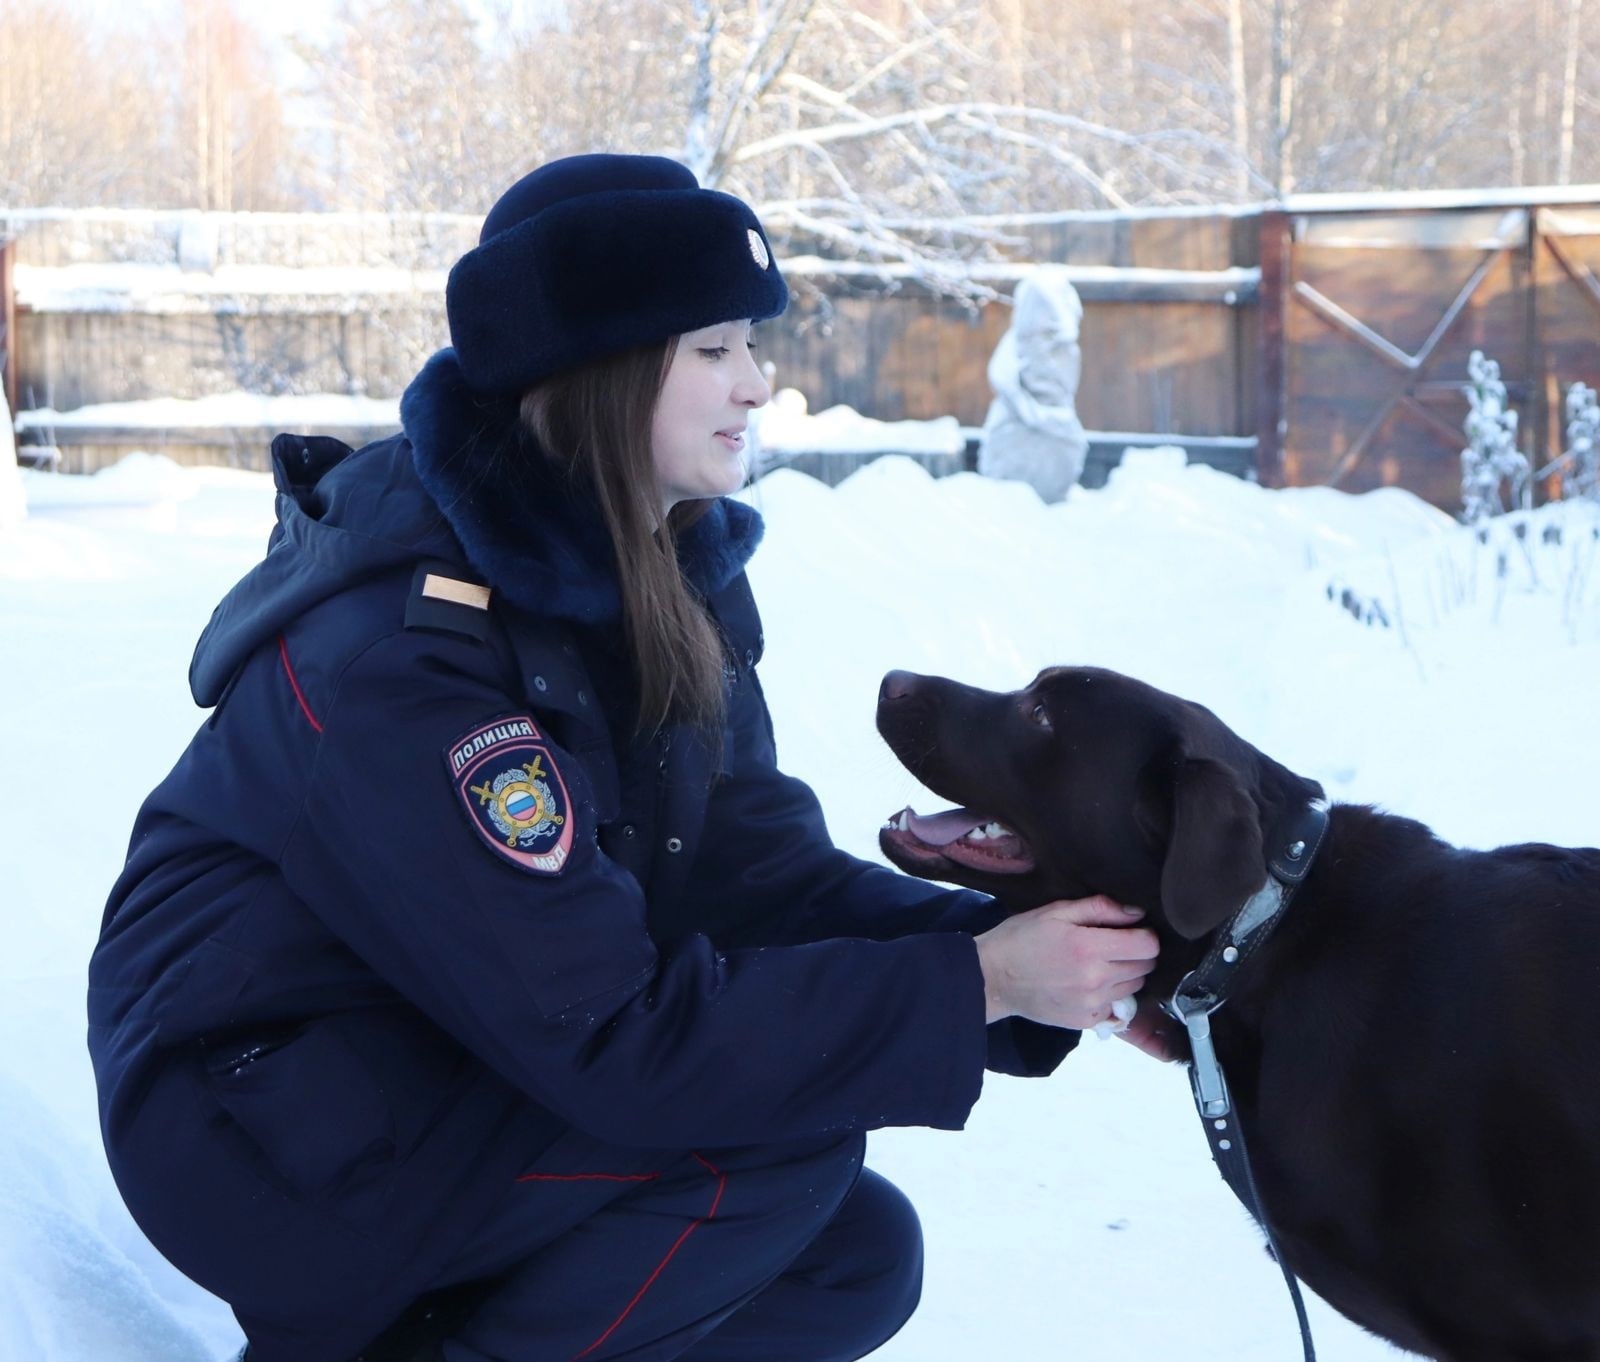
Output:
(1540, 381), (1600, 503)
(951, 112), (1133, 209)
(1461, 349), (1530, 525)
(701, 0), (817, 187)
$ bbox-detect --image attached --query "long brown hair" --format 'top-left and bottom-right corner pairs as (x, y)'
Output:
(520, 339), (729, 736)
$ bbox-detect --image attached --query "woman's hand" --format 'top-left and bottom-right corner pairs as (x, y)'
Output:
(974, 895), (1162, 1034)
(1115, 998), (1181, 1062)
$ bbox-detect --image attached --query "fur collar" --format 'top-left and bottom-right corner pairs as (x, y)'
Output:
(402, 347), (763, 624)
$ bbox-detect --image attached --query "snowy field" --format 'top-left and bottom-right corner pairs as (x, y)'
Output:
(3, 445), (1598, 1361)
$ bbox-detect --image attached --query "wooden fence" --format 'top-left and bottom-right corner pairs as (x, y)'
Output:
(1263, 192), (1600, 507)
(5, 191), (1599, 509)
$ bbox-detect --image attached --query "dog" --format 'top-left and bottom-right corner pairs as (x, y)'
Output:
(875, 665), (1600, 1362)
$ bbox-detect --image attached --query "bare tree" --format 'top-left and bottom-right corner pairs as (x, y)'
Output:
(290, 0), (504, 212)
(1227, 0), (1252, 198)
(3, 0), (1595, 235)
(176, 0), (299, 211)
(0, 1), (167, 206)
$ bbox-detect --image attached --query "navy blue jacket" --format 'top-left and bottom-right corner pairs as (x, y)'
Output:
(87, 348), (1075, 1324)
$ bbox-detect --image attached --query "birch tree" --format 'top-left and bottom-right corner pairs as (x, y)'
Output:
(290, 0), (505, 211)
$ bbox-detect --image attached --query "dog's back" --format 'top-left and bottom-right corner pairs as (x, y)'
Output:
(1224, 809), (1600, 1361)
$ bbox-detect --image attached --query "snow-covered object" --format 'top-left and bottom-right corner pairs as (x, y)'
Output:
(13, 262), (449, 314)
(1461, 349), (1529, 524)
(16, 391), (401, 433)
(749, 387), (963, 467)
(0, 387), (25, 530)
(1558, 381), (1600, 503)
(977, 267), (1089, 503)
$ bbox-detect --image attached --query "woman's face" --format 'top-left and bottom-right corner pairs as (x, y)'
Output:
(652, 320), (771, 513)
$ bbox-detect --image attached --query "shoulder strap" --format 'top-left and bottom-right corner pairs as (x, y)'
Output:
(404, 560), (494, 642)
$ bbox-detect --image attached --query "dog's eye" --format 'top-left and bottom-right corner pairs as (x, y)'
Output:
(1028, 703), (1052, 732)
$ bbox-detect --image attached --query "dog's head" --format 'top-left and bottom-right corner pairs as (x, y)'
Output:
(875, 667), (1324, 941)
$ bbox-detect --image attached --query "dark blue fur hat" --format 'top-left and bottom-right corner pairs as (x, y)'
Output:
(446, 154), (788, 395)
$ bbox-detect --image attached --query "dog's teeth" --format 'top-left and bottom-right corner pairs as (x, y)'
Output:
(968, 825), (988, 841)
(986, 822), (1005, 838)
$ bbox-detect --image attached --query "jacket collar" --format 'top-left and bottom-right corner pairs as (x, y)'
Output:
(402, 347), (763, 624)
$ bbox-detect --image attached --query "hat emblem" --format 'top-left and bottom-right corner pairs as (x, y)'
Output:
(747, 228), (770, 270)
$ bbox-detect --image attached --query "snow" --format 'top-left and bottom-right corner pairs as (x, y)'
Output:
(0, 390), (24, 530)
(754, 388), (964, 458)
(1281, 184), (1600, 213)
(1087, 429), (1257, 450)
(16, 392), (402, 433)
(780, 256), (1260, 296)
(13, 263), (449, 314)
(5, 445), (1599, 1361)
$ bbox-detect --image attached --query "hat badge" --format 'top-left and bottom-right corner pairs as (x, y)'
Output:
(747, 228), (770, 270)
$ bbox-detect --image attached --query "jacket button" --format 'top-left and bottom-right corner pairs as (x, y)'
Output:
(533, 675), (548, 692)
(744, 649), (754, 666)
(665, 837), (683, 854)
(577, 690), (588, 706)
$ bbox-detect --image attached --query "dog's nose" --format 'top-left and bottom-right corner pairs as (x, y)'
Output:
(879, 670), (920, 704)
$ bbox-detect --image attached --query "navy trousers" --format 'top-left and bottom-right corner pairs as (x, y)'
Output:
(430, 1130), (922, 1362)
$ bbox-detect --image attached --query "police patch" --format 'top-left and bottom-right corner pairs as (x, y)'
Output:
(447, 716), (576, 875)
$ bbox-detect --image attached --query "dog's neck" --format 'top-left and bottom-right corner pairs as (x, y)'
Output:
(1180, 804), (1441, 1034)
(1161, 796), (1330, 1025)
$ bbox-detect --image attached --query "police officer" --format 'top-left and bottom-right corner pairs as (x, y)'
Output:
(88, 154), (1165, 1362)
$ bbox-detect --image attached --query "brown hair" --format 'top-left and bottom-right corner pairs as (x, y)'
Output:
(519, 339), (729, 736)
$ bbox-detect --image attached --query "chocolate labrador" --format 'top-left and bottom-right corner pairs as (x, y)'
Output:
(876, 665), (1600, 1362)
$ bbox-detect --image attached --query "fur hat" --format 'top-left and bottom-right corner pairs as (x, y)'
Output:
(446, 154), (788, 395)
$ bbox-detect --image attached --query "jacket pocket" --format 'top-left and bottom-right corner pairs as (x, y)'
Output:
(205, 1008), (468, 1197)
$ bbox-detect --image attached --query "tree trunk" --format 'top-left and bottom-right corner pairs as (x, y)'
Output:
(1228, 0), (1251, 198)
(1269, 0), (1295, 194)
(1559, 0), (1583, 183)
(683, 0), (719, 182)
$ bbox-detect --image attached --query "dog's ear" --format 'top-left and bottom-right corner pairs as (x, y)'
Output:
(1155, 757), (1267, 940)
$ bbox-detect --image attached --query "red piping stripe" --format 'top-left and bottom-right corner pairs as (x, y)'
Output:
(277, 634), (323, 734)
(516, 1171), (661, 1184)
(569, 1153), (726, 1361)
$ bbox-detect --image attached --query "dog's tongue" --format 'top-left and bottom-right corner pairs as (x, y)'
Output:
(906, 807), (983, 847)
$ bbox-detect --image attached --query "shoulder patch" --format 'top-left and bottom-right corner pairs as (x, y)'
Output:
(447, 715), (576, 875)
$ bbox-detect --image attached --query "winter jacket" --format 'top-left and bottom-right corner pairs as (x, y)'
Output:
(86, 347), (1076, 1338)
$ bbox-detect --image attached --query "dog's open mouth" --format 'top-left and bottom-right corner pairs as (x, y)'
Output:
(881, 806), (1037, 875)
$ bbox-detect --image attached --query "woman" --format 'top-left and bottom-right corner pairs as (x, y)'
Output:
(88, 154), (1165, 1362)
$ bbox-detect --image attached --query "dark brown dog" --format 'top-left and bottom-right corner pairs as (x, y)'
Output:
(876, 665), (1600, 1362)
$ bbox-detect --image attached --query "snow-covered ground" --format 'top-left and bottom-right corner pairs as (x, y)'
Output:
(3, 445), (1597, 1361)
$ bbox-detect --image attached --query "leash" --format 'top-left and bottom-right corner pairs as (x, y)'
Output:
(1163, 799), (1331, 1362)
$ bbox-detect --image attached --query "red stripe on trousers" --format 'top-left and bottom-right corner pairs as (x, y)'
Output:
(569, 1153), (726, 1361)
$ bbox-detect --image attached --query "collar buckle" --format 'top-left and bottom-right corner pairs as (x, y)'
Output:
(1167, 979), (1231, 1118)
